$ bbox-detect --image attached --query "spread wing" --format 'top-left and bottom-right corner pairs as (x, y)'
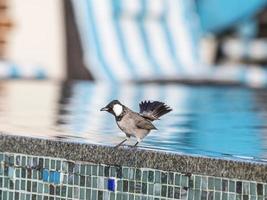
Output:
(136, 118), (157, 130)
(139, 100), (172, 121)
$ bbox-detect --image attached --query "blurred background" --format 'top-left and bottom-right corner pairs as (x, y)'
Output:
(1, 0), (267, 159)
(1, 0), (267, 84)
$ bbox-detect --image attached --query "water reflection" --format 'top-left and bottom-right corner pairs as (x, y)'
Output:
(0, 80), (267, 161)
(55, 81), (265, 160)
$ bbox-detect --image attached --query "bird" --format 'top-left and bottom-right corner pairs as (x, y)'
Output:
(100, 100), (172, 148)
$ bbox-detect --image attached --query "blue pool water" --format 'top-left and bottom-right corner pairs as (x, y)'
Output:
(1, 81), (267, 161)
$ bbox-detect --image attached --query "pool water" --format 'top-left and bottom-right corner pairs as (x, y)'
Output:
(0, 81), (267, 161)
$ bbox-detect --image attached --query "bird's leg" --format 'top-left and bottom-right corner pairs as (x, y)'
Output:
(133, 141), (139, 147)
(115, 138), (128, 148)
(133, 138), (141, 147)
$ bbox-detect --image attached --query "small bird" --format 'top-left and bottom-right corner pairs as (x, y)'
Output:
(100, 100), (172, 147)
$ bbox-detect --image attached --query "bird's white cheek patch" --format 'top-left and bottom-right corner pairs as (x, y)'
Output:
(113, 104), (123, 116)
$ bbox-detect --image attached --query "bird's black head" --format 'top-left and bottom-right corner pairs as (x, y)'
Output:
(100, 100), (124, 117)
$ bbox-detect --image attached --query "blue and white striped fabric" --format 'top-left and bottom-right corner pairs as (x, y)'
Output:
(71, 0), (202, 82)
(0, 61), (46, 79)
(222, 39), (267, 61)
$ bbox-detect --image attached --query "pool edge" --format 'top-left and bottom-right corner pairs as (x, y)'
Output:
(1, 132), (267, 183)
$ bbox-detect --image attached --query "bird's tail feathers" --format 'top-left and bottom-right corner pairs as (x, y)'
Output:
(139, 100), (172, 121)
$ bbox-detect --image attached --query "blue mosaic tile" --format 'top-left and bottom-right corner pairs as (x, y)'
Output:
(42, 169), (49, 182)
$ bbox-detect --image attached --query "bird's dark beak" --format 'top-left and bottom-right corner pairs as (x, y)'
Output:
(100, 107), (109, 111)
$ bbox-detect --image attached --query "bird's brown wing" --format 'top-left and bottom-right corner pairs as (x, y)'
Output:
(136, 118), (157, 130)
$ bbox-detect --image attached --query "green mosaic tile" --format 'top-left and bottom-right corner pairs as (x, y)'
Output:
(86, 176), (91, 187)
(142, 171), (148, 182)
(155, 171), (161, 184)
(44, 158), (49, 169)
(168, 172), (174, 185)
(61, 185), (67, 197)
(32, 169), (38, 179)
(123, 180), (129, 192)
(181, 175), (188, 187)
(243, 182), (249, 195)
(80, 175), (85, 186)
(117, 180), (123, 192)
(222, 179), (228, 192)
(236, 181), (242, 194)
(21, 179), (26, 190)
(84, 165), (91, 176)
(74, 186), (79, 198)
(136, 169), (141, 181)
(129, 168), (135, 180)
(56, 160), (61, 171)
(92, 177), (98, 188)
(110, 166), (116, 177)
(15, 155), (20, 166)
(174, 187), (181, 199)
(98, 165), (104, 176)
(110, 192), (115, 200)
(68, 186), (73, 198)
(148, 170), (154, 183)
(68, 174), (74, 185)
(154, 184), (161, 196)
(193, 189), (201, 200)
(86, 189), (91, 199)
(236, 194), (241, 200)
(142, 183), (147, 194)
(201, 190), (207, 200)
(129, 194), (134, 200)
(103, 191), (109, 200)
(208, 191), (214, 200)
(135, 181), (142, 193)
(129, 181), (135, 193)
(122, 167), (129, 179)
(215, 178), (222, 191)
(257, 183), (263, 195)
(92, 165), (98, 176)
(148, 183), (154, 195)
(92, 190), (97, 199)
(32, 181), (37, 192)
(208, 177), (215, 190)
(187, 188), (194, 200)
(222, 192), (228, 200)
(201, 176), (208, 190)
(229, 180), (235, 193)
(195, 176), (201, 189)
(104, 166), (110, 177)
(228, 193), (235, 200)
(258, 196), (264, 200)
(213, 192), (221, 200)
(104, 177), (108, 189)
(161, 185), (167, 197)
(250, 195), (257, 200)
(51, 159), (56, 170)
(161, 172), (167, 184)
(0, 166), (3, 176)
(74, 174), (79, 185)
(189, 177), (194, 188)
(15, 179), (19, 190)
(56, 185), (61, 196)
(168, 186), (174, 198)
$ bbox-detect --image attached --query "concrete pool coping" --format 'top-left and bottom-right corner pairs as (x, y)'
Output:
(1, 133), (267, 183)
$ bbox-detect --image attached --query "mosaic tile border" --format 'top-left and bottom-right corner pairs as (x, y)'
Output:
(1, 152), (267, 200)
(1, 133), (267, 183)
